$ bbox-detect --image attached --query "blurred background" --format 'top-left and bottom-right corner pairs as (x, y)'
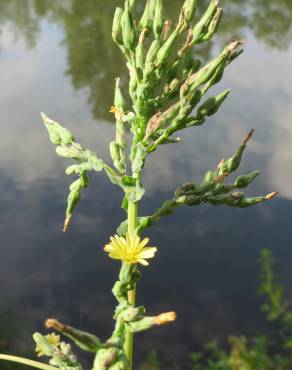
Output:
(0, 0), (292, 368)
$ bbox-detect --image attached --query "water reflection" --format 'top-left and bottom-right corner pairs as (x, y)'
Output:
(0, 0), (292, 119)
(0, 0), (292, 369)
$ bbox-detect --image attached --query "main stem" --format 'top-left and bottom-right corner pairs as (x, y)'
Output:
(125, 201), (138, 370)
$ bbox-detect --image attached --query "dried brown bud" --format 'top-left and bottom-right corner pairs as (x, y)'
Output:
(178, 28), (193, 57)
(162, 20), (172, 41)
(45, 318), (65, 332)
(243, 129), (255, 145)
(138, 28), (147, 44)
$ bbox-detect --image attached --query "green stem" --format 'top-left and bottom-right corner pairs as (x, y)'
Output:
(0, 354), (58, 370)
(125, 201), (138, 370)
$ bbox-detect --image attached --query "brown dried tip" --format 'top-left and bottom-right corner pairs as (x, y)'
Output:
(139, 28), (147, 44)
(45, 318), (65, 332)
(215, 172), (229, 183)
(178, 28), (193, 56)
(162, 20), (172, 41)
(217, 159), (225, 168)
(63, 215), (71, 232)
(265, 192), (278, 200)
(154, 311), (177, 326)
(243, 129), (255, 145)
(178, 8), (186, 33)
(227, 40), (245, 55)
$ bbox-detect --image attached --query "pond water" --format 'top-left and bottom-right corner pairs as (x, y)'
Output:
(0, 0), (292, 368)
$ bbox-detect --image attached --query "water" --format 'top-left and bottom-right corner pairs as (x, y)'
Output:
(0, 0), (292, 368)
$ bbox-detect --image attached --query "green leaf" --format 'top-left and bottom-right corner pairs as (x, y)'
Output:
(41, 112), (74, 145)
(42, 113), (105, 230)
(104, 165), (145, 202)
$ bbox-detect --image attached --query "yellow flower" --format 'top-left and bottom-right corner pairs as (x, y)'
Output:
(104, 233), (157, 266)
(35, 333), (61, 357)
(109, 105), (123, 120)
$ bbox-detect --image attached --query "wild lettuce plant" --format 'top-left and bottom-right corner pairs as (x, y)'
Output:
(0, 1), (277, 369)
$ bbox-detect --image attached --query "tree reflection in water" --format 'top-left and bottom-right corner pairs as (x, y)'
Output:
(0, 0), (291, 119)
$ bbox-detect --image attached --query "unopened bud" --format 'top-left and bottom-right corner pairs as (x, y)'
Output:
(234, 170), (260, 188)
(202, 7), (222, 41)
(139, 0), (156, 30)
(121, 10), (137, 51)
(112, 7), (123, 43)
(192, 0), (219, 44)
(153, 0), (164, 38)
(183, 0), (197, 23)
(197, 90), (230, 118)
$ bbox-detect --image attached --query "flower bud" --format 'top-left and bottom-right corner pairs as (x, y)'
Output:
(234, 171), (260, 188)
(110, 141), (121, 161)
(139, 0), (157, 31)
(135, 29), (147, 69)
(41, 113), (74, 146)
(45, 319), (101, 353)
(223, 129), (254, 173)
(153, 0), (164, 39)
(156, 9), (185, 66)
(118, 306), (145, 322)
(112, 7), (123, 43)
(192, 0), (219, 44)
(121, 9), (137, 51)
(183, 0), (197, 23)
(114, 78), (126, 114)
(55, 145), (81, 159)
(128, 311), (176, 333)
(144, 39), (161, 77)
(93, 348), (119, 370)
(197, 90), (230, 118)
(202, 7), (222, 41)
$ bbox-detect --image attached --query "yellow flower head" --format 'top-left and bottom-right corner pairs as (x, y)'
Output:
(35, 333), (61, 357)
(104, 232), (157, 266)
(109, 105), (123, 120)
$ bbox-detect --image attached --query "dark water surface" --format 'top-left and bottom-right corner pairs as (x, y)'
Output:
(0, 0), (292, 368)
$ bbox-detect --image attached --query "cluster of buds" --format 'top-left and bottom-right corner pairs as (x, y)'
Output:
(117, 131), (277, 236)
(33, 332), (82, 370)
(111, 0), (243, 176)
